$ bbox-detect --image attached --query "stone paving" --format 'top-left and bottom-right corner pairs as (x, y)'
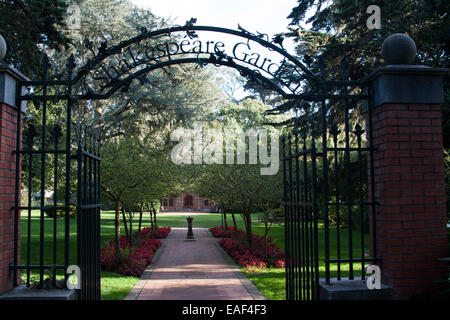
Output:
(135, 228), (260, 300)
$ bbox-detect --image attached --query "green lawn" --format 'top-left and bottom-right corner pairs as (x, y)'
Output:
(20, 210), (369, 300)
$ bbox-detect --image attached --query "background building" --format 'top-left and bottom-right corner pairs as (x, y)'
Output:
(161, 193), (216, 212)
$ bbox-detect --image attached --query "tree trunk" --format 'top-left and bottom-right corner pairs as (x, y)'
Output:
(147, 203), (154, 229)
(122, 208), (129, 242)
(223, 206), (228, 230)
(243, 210), (252, 247)
(129, 211), (133, 247)
(138, 202), (144, 233)
(151, 202), (158, 229)
(114, 198), (122, 263)
(231, 212), (238, 230)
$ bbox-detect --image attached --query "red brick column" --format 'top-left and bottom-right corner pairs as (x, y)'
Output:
(0, 64), (27, 296)
(370, 102), (447, 299)
(0, 101), (20, 295)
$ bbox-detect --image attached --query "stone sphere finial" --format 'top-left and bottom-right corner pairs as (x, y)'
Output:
(381, 33), (417, 65)
(0, 34), (6, 62)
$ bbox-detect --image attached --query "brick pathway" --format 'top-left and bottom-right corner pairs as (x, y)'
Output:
(135, 228), (259, 300)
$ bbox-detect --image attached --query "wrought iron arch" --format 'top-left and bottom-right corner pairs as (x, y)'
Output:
(17, 21), (332, 104)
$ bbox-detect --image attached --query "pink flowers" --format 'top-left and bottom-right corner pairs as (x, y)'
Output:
(100, 227), (170, 277)
(214, 226), (285, 272)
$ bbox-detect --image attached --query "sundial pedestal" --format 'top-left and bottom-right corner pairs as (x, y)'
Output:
(185, 216), (196, 241)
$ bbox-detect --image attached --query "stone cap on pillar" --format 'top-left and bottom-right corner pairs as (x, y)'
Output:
(364, 33), (448, 109)
(0, 64), (29, 112)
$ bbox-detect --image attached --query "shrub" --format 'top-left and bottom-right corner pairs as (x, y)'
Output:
(101, 231), (165, 278)
(44, 205), (77, 219)
(139, 227), (171, 239)
(209, 226), (237, 238)
(215, 226), (285, 271)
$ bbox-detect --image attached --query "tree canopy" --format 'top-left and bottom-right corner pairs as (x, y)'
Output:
(287, 0), (449, 146)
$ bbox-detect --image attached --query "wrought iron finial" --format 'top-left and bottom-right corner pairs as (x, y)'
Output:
(98, 41), (108, 54)
(83, 36), (94, 53)
(340, 56), (349, 78)
(353, 124), (365, 137)
(272, 34), (285, 48)
(300, 127), (307, 142)
(330, 123), (341, 138)
(303, 55), (313, 67)
(184, 18), (198, 39)
(26, 125), (39, 148)
(41, 55), (50, 74)
(318, 56), (326, 77)
(51, 124), (63, 143)
(67, 54), (76, 74)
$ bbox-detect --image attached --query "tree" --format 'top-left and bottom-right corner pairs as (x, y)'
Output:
(0, 0), (70, 77)
(286, 0), (449, 146)
(187, 99), (286, 247)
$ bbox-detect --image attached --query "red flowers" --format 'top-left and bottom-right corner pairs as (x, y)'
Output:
(140, 227), (171, 239)
(209, 226), (238, 238)
(100, 227), (171, 277)
(213, 226), (286, 272)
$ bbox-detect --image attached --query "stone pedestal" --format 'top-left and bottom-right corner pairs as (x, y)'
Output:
(320, 279), (393, 300)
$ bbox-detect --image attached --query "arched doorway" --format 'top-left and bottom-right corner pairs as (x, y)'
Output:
(183, 195), (193, 209)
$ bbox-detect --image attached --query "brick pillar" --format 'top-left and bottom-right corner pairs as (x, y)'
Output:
(366, 59), (448, 299)
(0, 64), (27, 295)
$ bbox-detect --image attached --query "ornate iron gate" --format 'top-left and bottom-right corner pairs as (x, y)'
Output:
(281, 79), (379, 300)
(76, 127), (101, 300)
(12, 56), (101, 300)
(10, 21), (378, 300)
(282, 131), (320, 300)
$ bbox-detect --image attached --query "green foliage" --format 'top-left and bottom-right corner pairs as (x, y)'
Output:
(44, 205), (77, 219)
(287, 0), (449, 146)
(0, 0), (70, 78)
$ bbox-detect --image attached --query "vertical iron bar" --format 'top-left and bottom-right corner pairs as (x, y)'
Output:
(311, 139), (320, 300)
(303, 134), (310, 300)
(64, 96), (72, 286)
(39, 82), (48, 288)
(27, 149), (33, 286)
(344, 88), (353, 280)
(356, 126), (365, 280)
(53, 130), (58, 288)
(321, 99), (330, 283)
(294, 130), (301, 300)
(282, 136), (290, 300)
(333, 129), (341, 280)
(76, 133), (82, 299)
(288, 134), (294, 300)
(367, 84), (377, 264)
(13, 82), (23, 287)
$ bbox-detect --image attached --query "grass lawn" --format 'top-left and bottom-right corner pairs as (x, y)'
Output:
(20, 210), (369, 300)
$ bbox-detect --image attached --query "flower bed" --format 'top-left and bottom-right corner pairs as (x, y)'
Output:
(100, 227), (171, 277)
(213, 226), (285, 272)
(140, 227), (171, 239)
(209, 226), (237, 238)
